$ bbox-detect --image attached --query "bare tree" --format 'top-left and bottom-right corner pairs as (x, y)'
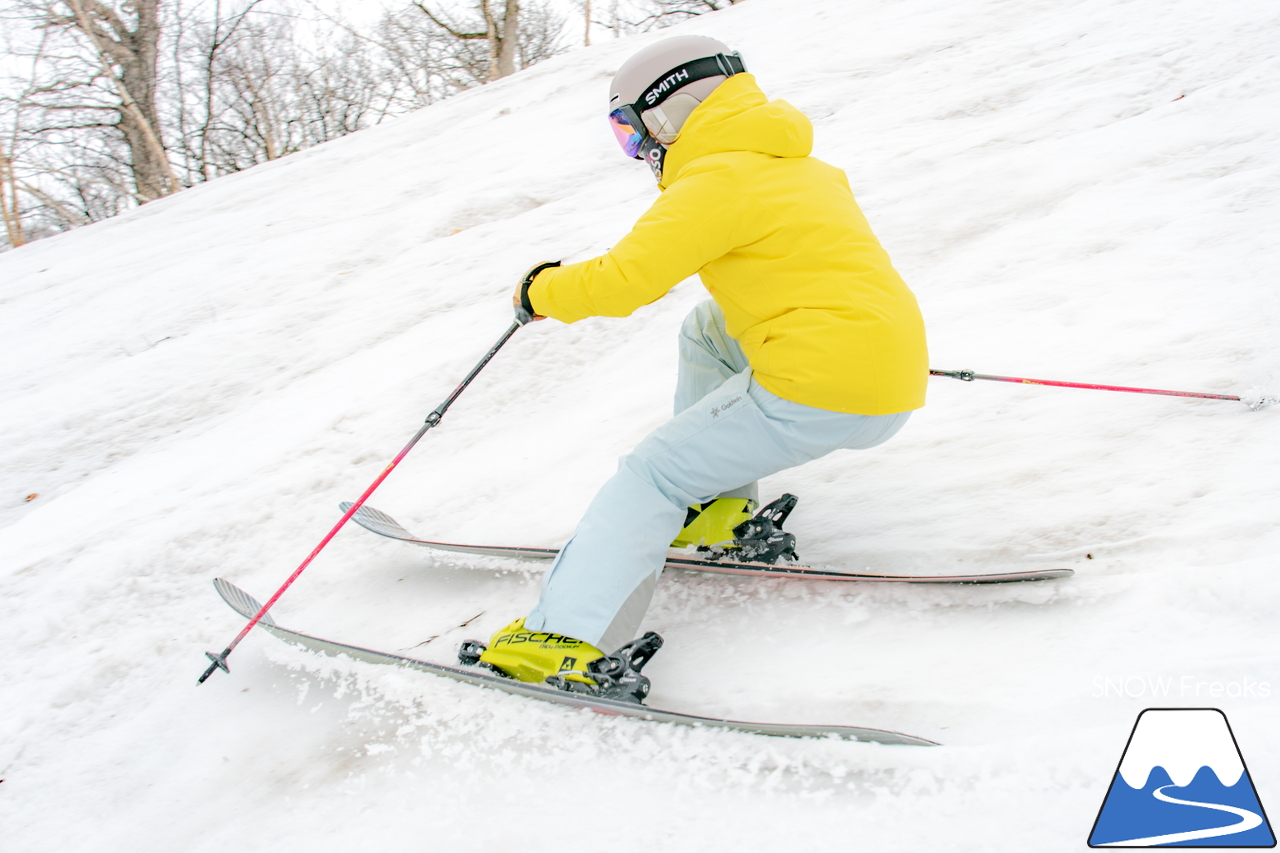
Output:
(57, 0), (181, 200)
(194, 13), (299, 172)
(292, 30), (381, 144)
(599, 0), (742, 34)
(177, 12), (384, 178)
(515, 3), (564, 70)
(372, 6), (454, 110)
(0, 0), (570, 250)
(0, 138), (25, 247)
(0, 64), (36, 246)
(189, 0), (267, 180)
(412, 0), (520, 81)
(661, 0), (742, 13)
(0, 12), (137, 237)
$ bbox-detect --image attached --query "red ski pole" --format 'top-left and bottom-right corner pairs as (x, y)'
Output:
(930, 369), (1276, 410)
(199, 316), (530, 684)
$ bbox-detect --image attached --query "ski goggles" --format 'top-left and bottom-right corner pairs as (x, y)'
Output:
(607, 52), (746, 159)
(608, 104), (648, 159)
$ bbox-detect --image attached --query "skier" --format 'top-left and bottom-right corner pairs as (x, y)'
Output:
(473, 35), (928, 700)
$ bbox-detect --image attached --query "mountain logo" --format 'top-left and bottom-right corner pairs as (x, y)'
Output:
(1089, 708), (1275, 847)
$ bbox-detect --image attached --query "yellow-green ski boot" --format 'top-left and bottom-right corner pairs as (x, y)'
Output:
(469, 618), (604, 684)
(459, 620), (665, 704)
(671, 497), (757, 548)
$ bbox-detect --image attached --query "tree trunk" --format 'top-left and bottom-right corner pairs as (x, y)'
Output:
(65, 0), (178, 202)
(495, 0), (519, 79)
(478, 0), (499, 80)
(0, 142), (27, 247)
(115, 0), (171, 201)
(412, 1), (521, 82)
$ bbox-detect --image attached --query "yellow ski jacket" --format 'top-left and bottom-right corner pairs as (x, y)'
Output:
(528, 73), (928, 415)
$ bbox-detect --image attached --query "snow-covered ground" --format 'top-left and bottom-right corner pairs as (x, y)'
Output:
(3, 0), (1278, 848)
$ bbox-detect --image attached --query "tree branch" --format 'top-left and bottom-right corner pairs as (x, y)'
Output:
(412, 2), (487, 39)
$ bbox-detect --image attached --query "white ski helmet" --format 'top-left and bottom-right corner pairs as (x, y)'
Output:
(608, 35), (746, 179)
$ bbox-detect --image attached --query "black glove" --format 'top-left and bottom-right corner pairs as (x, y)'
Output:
(514, 261), (561, 325)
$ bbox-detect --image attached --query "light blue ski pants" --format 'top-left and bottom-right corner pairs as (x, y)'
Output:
(525, 301), (912, 651)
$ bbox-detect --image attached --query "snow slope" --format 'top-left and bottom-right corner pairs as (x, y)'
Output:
(2, 0), (1278, 849)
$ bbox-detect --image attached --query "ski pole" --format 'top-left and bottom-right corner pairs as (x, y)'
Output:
(930, 369), (1276, 410)
(199, 314), (531, 684)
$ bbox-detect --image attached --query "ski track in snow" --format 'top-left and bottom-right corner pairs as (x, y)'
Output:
(2, 0), (1278, 849)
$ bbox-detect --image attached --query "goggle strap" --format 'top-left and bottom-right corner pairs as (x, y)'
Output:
(633, 52), (746, 114)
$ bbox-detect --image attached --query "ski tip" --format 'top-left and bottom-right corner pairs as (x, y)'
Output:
(1032, 568), (1075, 580)
(338, 502), (415, 539)
(794, 725), (939, 746)
(957, 567), (1076, 583)
(212, 578), (277, 626)
(868, 731), (941, 747)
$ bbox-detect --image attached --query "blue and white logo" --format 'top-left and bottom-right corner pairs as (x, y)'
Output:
(1089, 708), (1275, 847)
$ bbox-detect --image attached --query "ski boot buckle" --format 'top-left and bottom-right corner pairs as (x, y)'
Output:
(709, 493), (799, 564)
(545, 631), (664, 704)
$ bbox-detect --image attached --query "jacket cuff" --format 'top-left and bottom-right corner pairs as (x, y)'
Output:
(521, 261), (561, 316)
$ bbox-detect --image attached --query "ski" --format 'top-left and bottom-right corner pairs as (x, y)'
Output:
(211, 578), (938, 745)
(340, 502), (1075, 584)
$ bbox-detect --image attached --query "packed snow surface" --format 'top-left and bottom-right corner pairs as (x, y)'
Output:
(2, 0), (1278, 849)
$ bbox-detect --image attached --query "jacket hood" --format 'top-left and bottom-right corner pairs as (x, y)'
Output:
(658, 73), (813, 189)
